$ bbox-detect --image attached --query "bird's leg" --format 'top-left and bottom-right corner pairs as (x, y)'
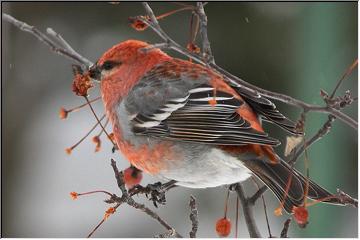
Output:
(129, 180), (177, 207)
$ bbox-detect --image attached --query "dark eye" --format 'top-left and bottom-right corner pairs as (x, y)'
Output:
(102, 61), (120, 70)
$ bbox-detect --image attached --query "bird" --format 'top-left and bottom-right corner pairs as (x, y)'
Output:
(88, 39), (344, 213)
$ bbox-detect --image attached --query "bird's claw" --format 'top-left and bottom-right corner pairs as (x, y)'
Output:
(129, 181), (167, 207)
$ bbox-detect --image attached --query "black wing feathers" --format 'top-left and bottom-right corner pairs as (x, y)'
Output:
(233, 85), (302, 135)
(132, 84), (280, 146)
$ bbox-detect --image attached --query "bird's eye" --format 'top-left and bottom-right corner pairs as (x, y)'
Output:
(102, 61), (120, 70)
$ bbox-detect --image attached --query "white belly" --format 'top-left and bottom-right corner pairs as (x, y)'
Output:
(158, 147), (252, 188)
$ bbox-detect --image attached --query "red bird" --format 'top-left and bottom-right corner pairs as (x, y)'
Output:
(89, 40), (343, 212)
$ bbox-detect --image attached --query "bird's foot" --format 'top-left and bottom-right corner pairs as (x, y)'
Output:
(129, 180), (177, 207)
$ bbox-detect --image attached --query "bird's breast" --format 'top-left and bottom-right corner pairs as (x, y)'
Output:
(108, 100), (179, 174)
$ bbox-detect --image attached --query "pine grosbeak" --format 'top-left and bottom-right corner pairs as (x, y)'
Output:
(89, 40), (343, 212)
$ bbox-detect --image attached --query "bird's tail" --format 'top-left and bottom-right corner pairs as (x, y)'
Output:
(242, 158), (344, 213)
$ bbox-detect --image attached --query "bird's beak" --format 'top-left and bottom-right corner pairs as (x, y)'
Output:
(88, 64), (101, 82)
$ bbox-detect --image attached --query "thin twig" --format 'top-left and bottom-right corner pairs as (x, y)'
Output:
(336, 189), (358, 207)
(290, 59), (358, 164)
(330, 59), (358, 99)
(84, 96), (116, 148)
(195, 2), (214, 64)
(110, 159), (128, 195)
(235, 183), (261, 238)
(252, 178), (272, 238)
(235, 196), (239, 238)
(67, 114), (106, 151)
(155, 229), (177, 238)
(261, 194), (272, 238)
(189, 195), (199, 238)
(280, 218), (291, 238)
(87, 218), (106, 238)
(289, 115), (335, 164)
(3, 13), (92, 67)
(87, 203), (122, 238)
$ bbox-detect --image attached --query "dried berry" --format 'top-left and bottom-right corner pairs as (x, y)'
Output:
(187, 43), (200, 54)
(274, 207), (283, 216)
(65, 148), (72, 155)
(59, 107), (68, 119)
(70, 192), (78, 200)
(92, 136), (101, 152)
(128, 17), (148, 31)
(104, 207), (116, 220)
(72, 72), (93, 96)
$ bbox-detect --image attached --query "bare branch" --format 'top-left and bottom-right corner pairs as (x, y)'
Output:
(289, 115), (335, 165)
(87, 203), (122, 238)
(195, 2), (214, 64)
(280, 218), (291, 238)
(189, 195), (199, 238)
(110, 159), (128, 195)
(155, 229), (177, 238)
(330, 59), (358, 99)
(3, 13), (93, 67)
(290, 81), (357, 164)
(251, 179), (273, 238)
(234, 183), (261, 238)
(248, 186), (268, 205)
(110, 159), (183, 238)
(336, 189), (358, 208)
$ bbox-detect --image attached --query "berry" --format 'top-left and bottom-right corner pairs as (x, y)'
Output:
(292, 206), (309, 227)
(123, 166), (143, 188)
(216, 217), (231, 237)
(92, 136), (101, 152)
(128, 17), (148, 31)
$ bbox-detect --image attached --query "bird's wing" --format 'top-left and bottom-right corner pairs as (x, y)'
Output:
(230, 84), (301, 135)
(125, 61), (280, 146)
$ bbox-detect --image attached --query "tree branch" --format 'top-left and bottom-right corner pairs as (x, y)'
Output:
(280, 218), (291, 238)
(248, 186), (268, 205)
(234, 183), (261, 238)
(2, 13), (93, 67)
(289, 115), (335, 165)
(110, 159), (183, 238)
(189, 195), (199, 238)
(195, 2), (214, 64)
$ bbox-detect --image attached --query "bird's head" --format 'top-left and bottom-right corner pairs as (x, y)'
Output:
(88, 39), (170, 84)
(89, 39), (171, 110)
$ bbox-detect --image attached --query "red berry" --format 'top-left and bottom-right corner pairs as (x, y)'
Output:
(128, 17), (148, 31)
(216, 218), (231, 237)
(123, 166), (143, 188)
(292, 206), (309, 227)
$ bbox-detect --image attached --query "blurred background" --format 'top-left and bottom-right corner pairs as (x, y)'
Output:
(2, 2), (358, 238)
